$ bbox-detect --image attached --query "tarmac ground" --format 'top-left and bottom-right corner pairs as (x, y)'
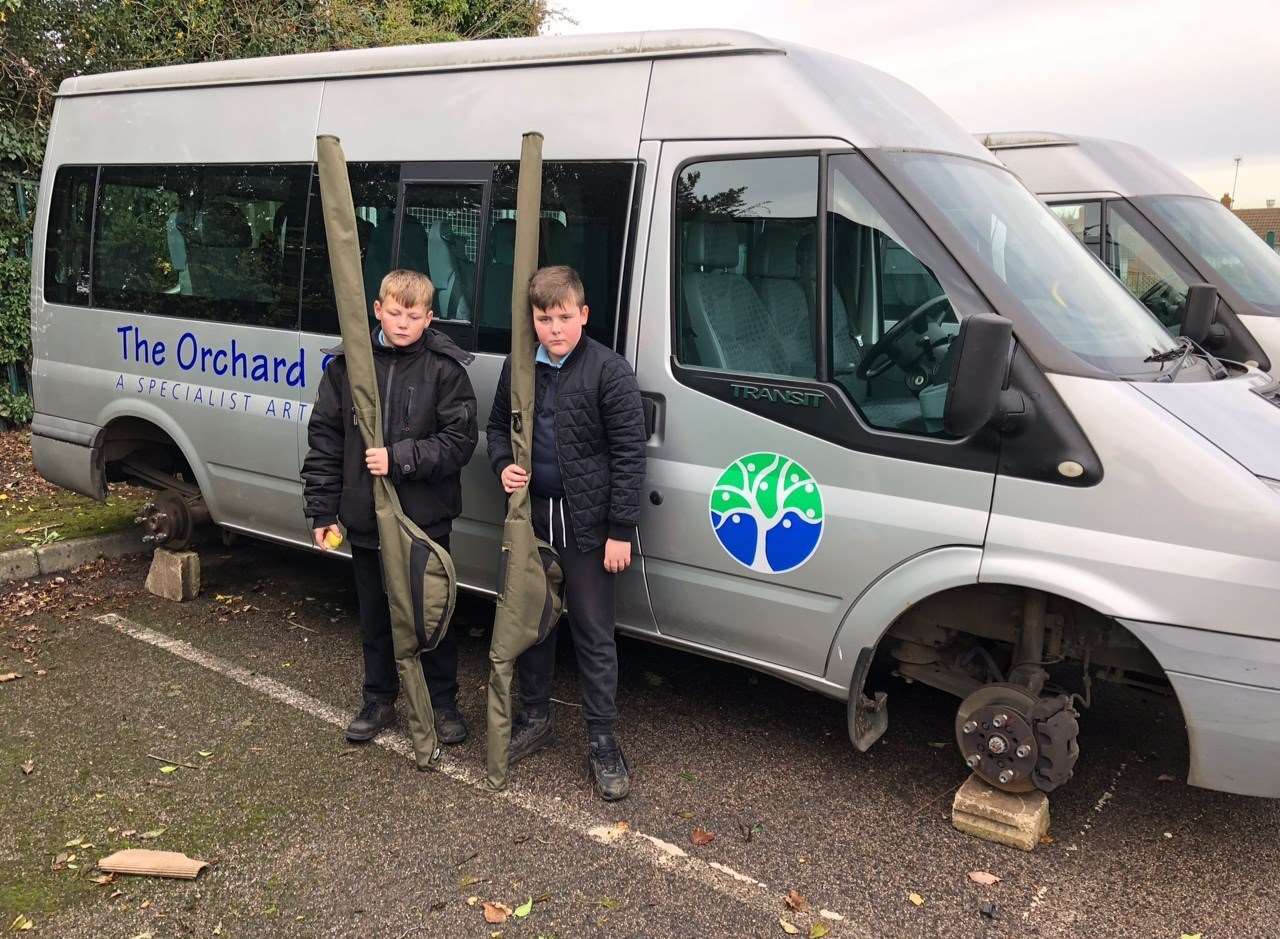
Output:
(2, 539), (1276, 937)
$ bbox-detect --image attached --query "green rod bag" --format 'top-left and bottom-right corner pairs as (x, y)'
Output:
(485, 131), (565, 790)
(316, 134), (459, 772)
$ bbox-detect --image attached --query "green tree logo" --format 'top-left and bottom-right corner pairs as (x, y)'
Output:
(709, 452), (824, 573)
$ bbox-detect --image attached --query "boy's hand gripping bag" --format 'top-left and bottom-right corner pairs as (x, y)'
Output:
(485, 131), (566, 791)
(316, 134), (457, 771)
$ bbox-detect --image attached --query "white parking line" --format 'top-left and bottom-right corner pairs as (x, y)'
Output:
(96, 613), (827, 923)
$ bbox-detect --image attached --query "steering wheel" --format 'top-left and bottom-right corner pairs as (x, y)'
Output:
(855, 294), (953, 381)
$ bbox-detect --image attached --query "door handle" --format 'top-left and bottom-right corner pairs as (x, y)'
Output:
(640, 392), (665, 439)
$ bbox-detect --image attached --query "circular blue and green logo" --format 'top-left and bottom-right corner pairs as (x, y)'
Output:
(709, 452), (824, 573)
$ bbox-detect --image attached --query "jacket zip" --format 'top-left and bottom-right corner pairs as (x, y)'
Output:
(403, 386), (415, 431)
(383, 360), (397, 444)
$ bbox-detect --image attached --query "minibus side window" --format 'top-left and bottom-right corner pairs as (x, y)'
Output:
(44, 166), (96, 306)
(827, 163), (959, 436)
(1103, 202), (1189, 333)
(1049, 202), (1102, 259)
(673, 156), (819, 379)
(476, 161), (633, 355)
(300, 163), (400, 336)
(92, 164), (309, 329)
(401, 183), (484, 324)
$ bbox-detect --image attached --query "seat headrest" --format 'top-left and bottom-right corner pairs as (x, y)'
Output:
(751, 226), (805, 278)
(198, 201), (251, 248)
(683, 221), (740, 270)
(489, 219), (516, 264)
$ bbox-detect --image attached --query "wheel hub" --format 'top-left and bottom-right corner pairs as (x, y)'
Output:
(956, 684), (1039, 793)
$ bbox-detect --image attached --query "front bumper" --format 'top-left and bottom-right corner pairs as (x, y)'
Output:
(1122, 619), (1280, 799)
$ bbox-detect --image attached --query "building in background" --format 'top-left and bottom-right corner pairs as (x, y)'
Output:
(1235, 200), (1280, 251)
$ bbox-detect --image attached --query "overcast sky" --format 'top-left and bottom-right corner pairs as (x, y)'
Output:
(547, 0), (1280, 207)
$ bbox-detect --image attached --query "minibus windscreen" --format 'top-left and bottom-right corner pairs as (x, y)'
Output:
(883, 153), (1180, 378)
(1142, 196), (1280, 316)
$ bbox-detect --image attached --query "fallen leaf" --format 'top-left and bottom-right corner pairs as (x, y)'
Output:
(1181, 934), (1202, 939)
(198, 751), (214, 758)
(908, 892), (924, 906)
(459, 874), (487, 887)
(927, 741), (949, 748)
(0, 673), (19, 683)
(140, 828), (166, 840)
(678, 771), (697, 782)
(818, 910), (844, 922)
(514, 898), (533, 918)
(10, 914), (33, 931)
(140, 900), (151, 910)
(690, 827), (715, 846)
(779, 917), (800, 934)
(482, 901), (511, 924)
(34, 670), (46, 677)
(120, 829), (137, 838)
(127, 933), (153, 939)
(20, 761), (33, 775)
(159, 766), (178, 775)
(613, 820), (631, 833)
(1039, 833), (1055, 845)
(967, 871), (1001, 887)
(90, 873), (115, 886)
(785, 889), (809, 912)
(809, 924), (830, 939)
(1158, 774), (1175, 782)
(213, 924), (223, 936)
(466, 896), (480, 907)
(64, 837), (83, 848)
(599, 898), (620, 910)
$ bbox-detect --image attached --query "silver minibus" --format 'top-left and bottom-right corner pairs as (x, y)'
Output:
(983, 131), (1280, 371)
(30, 31), (1280, 798)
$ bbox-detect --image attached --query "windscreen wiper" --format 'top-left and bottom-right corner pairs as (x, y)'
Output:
(1144, 343), (1186, 364)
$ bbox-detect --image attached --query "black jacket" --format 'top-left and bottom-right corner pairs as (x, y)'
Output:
(302, 327), (478, 547)
(486, 336), (646, 552)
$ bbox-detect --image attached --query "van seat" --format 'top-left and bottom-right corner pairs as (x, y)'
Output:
(428, 217), (474, 321)
(187, 200), (267, 302)
(480, 219), (516, 329)
(681, 221), (789, 375)
(749, 225), (816, 375)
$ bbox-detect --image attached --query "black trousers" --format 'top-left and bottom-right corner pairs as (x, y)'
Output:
(516, 495), (619, 736)
(350, 537), (458, 710)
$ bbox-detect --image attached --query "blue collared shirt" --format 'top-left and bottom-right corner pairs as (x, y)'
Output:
(535, 343), (576, 369)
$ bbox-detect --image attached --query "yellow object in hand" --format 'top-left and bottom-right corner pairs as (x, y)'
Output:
(324, 529), (344, 549)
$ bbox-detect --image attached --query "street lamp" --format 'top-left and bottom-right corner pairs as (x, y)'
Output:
(1232, 156), (1243, 206)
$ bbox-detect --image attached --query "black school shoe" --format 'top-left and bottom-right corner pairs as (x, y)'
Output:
(434, 706), (468, 745)
(587, 733), (631, 801)
(346, 699), (396, 742)
(508, 711), (555, 765)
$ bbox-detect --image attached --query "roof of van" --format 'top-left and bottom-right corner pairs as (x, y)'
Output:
(48, 30), (999, 167)
(976, 130), (1208, 199)
(57, 29), (784, 96)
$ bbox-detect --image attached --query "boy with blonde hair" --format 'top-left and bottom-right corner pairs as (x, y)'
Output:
(303, 269), (478, 744)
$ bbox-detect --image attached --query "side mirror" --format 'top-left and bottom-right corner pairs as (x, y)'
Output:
(1181, 283), (1218, 345)
(943, 313), (1013, 437)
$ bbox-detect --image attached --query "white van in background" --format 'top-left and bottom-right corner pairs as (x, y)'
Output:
(982, 131), (1280, 370)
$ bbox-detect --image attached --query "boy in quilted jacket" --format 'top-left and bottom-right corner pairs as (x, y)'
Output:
(485, 265), (646, 800)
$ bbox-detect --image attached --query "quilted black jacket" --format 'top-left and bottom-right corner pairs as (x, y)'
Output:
(302, 327), (478, 548)
(486, 336), (647, 552)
